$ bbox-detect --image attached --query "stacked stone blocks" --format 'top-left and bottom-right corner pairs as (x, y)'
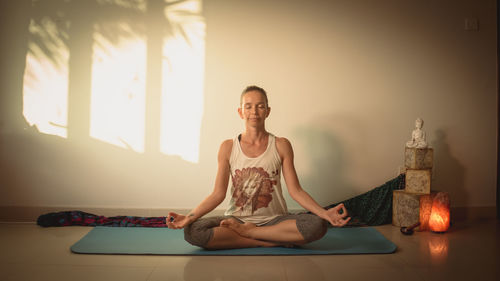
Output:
(393, 147), (435, 227)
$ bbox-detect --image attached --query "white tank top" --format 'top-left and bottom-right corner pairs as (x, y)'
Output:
(224, 133), (288, 225)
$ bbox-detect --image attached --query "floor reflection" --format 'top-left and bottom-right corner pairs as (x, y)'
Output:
(427, 233), (449, 265)
(182, 256), (325, 281)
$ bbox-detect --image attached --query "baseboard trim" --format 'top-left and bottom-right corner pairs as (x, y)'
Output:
(450, 206), (497, 221)
(0, 206), (225, 223)
(0, 205), (496, 223)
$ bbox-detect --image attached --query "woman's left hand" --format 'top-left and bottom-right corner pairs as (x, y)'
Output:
(323, 203), (351, 227)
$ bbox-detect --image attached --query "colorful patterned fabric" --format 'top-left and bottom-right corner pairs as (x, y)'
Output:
(37, 211), (166, 227)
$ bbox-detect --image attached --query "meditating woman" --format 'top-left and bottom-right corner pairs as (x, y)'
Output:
(166, 85), (350, 249)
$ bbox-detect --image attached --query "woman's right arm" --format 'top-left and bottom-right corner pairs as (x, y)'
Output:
(166, 139), (232, 229)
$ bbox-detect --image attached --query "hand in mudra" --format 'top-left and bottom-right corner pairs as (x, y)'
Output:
(324, 203), (351, 227)
(166, 212), (194, 229)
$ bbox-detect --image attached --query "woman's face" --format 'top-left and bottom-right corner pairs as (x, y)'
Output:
(238, 91), (270, 127)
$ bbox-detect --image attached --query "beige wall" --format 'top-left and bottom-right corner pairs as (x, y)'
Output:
(0, 0), (496, 212)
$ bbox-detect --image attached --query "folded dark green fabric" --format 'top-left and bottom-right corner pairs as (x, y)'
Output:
(321, 174), (405, 226)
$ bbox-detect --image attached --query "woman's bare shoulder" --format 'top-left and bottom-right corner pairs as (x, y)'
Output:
(275, 136), (292, 147)
(274, 136), (294, 159)
(218, 139), (234, 160)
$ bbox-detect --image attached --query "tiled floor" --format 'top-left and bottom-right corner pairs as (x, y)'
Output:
(0, 219), (498, 281)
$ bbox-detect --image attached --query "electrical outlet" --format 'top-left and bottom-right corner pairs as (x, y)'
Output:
(464, 18), (479, 31)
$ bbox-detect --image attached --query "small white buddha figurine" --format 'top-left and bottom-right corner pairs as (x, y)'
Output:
(406, 118), (428, 148)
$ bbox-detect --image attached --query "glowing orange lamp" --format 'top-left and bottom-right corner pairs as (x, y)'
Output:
(428, 192), (450, 233)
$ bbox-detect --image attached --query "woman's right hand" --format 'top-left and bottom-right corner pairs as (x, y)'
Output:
(166, 212), (195, 229)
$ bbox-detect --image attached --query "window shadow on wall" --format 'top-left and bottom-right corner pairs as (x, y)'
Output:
(20, 0), (205, 161)
(0, 0), (206, 206)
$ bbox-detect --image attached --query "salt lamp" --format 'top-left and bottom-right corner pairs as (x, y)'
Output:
(429, 192), (450, 233)
(419, 193), (435, 231)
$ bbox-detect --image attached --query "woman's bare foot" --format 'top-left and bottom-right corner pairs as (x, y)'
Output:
(220, 218), (257, 238)
(204, 226), (279, 249)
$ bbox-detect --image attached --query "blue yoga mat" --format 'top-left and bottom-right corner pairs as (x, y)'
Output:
(70, 226), (396, 255)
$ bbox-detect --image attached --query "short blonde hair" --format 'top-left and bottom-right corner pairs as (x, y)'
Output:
(240, 85), (268, 107)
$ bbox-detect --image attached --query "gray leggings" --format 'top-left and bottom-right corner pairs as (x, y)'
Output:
(184, 213), (327, 248)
